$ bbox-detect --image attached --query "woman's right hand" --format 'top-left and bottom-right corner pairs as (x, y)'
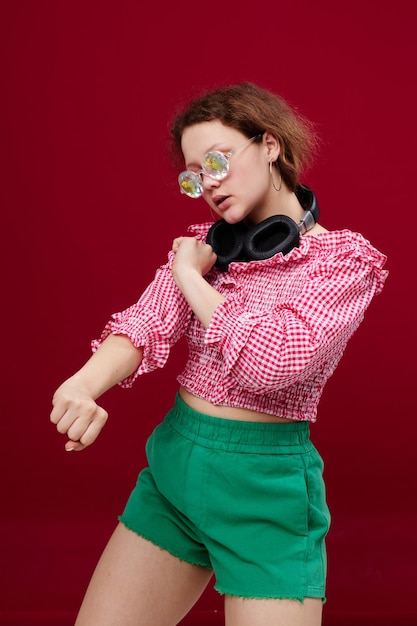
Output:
(50, 334), (143, 452)
(50, 377), (109, 452)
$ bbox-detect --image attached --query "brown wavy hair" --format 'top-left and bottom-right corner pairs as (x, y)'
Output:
(170, 82), (319, 192)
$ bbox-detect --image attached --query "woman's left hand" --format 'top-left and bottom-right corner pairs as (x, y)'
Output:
(171, 237), (217, 279)
(171, 237), (224, 328)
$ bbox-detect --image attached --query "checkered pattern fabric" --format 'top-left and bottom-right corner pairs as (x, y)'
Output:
(92, 223), (387, 422)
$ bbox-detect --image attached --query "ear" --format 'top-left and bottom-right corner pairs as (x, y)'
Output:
(263, 131), (280, 161)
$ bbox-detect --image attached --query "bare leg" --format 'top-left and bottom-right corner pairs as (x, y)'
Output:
(75, 522), (213, 626)
(225, 596), (323, 626)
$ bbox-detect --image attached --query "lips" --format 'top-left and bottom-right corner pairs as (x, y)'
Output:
(213, 195), (230, 208)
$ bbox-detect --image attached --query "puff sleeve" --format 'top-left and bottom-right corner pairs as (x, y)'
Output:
(92, 252), (193, 387)
(204, 235), (387, 394)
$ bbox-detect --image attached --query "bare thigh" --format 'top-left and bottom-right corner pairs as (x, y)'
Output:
(75, 522), (213, 626)
(225, 596), (323, 626)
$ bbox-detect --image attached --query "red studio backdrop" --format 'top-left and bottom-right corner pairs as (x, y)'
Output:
(1, 1), (416, 624)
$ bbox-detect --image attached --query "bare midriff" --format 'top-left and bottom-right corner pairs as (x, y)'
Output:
(179, 387), (294, 423)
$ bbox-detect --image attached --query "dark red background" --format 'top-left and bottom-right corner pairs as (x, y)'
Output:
(1, 1), (416, 624)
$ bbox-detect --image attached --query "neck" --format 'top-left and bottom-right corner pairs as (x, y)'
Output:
(246, 184), (308, 226)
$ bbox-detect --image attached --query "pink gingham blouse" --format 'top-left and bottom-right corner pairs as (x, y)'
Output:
(92, 223), (388, 422)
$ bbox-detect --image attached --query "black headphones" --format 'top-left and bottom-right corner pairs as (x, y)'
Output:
(206, 184), (320, 271)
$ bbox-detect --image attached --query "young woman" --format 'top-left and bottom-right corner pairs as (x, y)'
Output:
(51, 82), (387, 626)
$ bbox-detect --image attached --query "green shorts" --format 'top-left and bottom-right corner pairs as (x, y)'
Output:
(120, 394), (330, 600)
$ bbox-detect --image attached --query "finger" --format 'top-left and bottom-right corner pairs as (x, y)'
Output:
(172, 237), (184, 252)
(79, 415), (108, 447)
(67, 408), (108, 447)
(66, 406), (108, 443)
(52, 396), (101, 434)
(54, 409), (87, 436)
(50, 402), (67, 425)
(65, 440), (86, 452)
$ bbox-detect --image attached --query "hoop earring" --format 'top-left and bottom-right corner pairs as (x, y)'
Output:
(269, 160), (282, 192)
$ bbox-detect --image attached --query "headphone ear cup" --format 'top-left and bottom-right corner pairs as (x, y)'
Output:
(206, 220), (247, 270)
(243, 215), (300, 261)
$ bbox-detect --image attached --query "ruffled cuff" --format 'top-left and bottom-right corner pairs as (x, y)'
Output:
(204, 299), (263, 374)
(91, 307), (172, 388)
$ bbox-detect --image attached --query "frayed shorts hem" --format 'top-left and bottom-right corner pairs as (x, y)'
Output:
(214, 586), (326, 602)
(118, 516), (213, 571)
(118, 518), (326, 603)
(120, 517), (325, 602)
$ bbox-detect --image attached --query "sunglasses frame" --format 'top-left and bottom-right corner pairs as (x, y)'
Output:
(178, 134), (262, 198)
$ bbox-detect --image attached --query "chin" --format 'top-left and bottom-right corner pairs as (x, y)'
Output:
(219, 210), (247, 225)
(222, 216), (242, 225)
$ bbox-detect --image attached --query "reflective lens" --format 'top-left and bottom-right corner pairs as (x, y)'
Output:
(178, 171), (204, 198)
(178, 134), (261, 198)
(202, 151), (230, 180)
(178, 151), (229, 198)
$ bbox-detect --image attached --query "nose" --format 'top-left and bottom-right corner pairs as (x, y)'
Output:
(202, 174), (221, 192)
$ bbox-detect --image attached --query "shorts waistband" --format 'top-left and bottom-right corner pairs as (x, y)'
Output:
(165, 393), (312, 454)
